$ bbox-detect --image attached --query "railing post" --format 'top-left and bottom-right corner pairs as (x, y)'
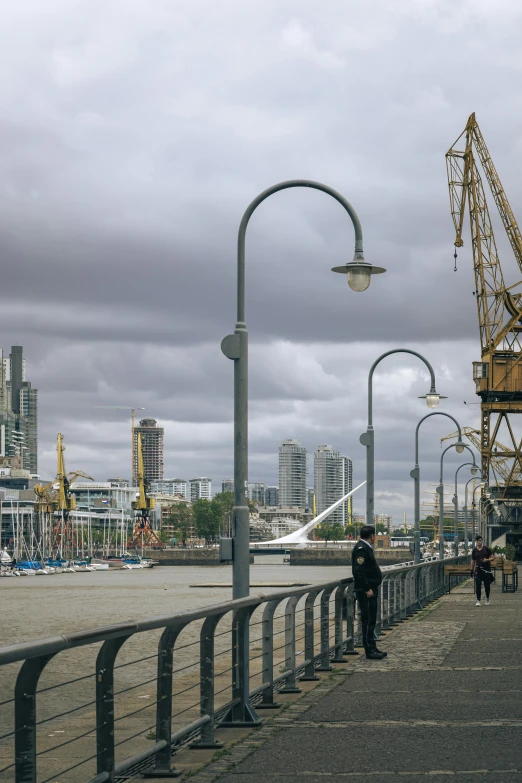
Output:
(280, 596), (302, 692)
(389, 575), (399, 625)
(400, 573), (407, 620)
(331, 584), (348, 663)
(375, 582), (383, 635)
(257, 598), (284, 705)
(219, 607), (261, 727)
(381, 576), (390, 629)
(344, 583), (358, 655)
(14, 654), (55, 783)
(190, 613), (227, 748)
(299, 590), (322, 680)
(315, 586), (335, 671)
(144, 626), (183, 776)
(96, 636), (130, 781)
(405, 570), (415, 615)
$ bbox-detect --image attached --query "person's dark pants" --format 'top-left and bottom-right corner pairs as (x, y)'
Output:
(475, 570), (491, 601)
(356, 588), (378, 651)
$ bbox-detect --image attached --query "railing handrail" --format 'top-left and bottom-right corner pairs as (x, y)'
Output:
(0, 556), (469, 783)
(0, 558), (467, 666)
(0, 577), (353, 666)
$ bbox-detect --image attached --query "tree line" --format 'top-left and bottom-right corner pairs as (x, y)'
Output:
(163, 492), (255, 546)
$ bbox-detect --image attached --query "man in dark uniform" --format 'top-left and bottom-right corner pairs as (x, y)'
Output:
(352, 525), (387, 660)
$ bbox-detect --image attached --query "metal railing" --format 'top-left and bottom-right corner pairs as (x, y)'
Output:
(0, 557), (468, 783)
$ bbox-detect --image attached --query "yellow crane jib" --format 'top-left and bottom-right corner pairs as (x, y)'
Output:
(446, 114), (522, 505)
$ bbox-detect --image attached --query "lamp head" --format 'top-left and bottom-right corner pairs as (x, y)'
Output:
(418, 392), (447, 409)
(471, 466), (478, 475)
(331, 258), (386, 292)
(455, 440), (465, 454)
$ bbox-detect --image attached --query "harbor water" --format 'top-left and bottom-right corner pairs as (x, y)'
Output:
(0, 555), (354, 781)
(0, 555), (351, 645)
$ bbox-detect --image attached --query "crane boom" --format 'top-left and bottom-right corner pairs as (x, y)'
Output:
(471, 117), (522, 273)
(446, 114), (522, 513)
(446, 115), (522, 353)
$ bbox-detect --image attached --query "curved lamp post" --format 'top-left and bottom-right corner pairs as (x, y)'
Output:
(360, 349), (446, 526)
(453, 462), (479, 556)
(221, 180), (386, 602)
(411, 412), (464, 564)
(471, 481), (487, 541)
(465, 474), (484, 547)
(438, 444), (477, 559)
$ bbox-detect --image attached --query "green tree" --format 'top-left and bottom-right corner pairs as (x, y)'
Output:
(330, 523), (346, 542)
(165, 502), (193, 546)
(212, 492), (234, 535)
(193, 499), (221, 544)
(315, 522), (345, 546)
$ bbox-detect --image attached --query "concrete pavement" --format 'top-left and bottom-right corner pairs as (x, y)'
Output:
(169, 576), (522, 783)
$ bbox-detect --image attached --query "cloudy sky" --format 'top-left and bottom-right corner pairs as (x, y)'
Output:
(2, 0), (522, 524)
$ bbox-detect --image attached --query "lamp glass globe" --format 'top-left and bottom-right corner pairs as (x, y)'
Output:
(455, 442), (465, 453)
(425, 394), (440, 409)
(347, 267), (371, 292)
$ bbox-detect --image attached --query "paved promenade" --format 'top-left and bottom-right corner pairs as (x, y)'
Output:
(169, 577), (522, 783)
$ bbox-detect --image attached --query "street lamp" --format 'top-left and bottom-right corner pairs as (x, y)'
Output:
(411, 412), (464, 564)
(471, 481), (486, 540)
(438, 443), (477, 559)
(464, 474), (483, 552)
(222, 180), (385, 602)
(360, 349), (446, 526)
(453, 462), (479, 556)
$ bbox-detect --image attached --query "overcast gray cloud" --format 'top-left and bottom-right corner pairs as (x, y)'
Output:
(2, 0), (522, 522)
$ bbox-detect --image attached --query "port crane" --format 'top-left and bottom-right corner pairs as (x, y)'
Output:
(446, 113), (522, 519)
(127, 433), (163, 549)
(34, 433), (94, 558)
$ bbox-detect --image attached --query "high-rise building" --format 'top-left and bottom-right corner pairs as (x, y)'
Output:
(150, 478), (187, 498)
(222, 479), (234, 494)
(307, 488), (315, 512)
(279, 439), (307, 508)
(264, 486), (279, 506)
(314, 445), (353, 526)
(133, 418), (164, 484)
(248, 482), (265, 505)
(0, 347), (37, 474)
(190, 477), (212, 501)
(19, 383), (38, 474)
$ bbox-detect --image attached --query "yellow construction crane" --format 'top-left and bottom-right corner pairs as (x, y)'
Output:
(127, 433), (163, 549)
(446, 113), (522, 510)
(94, 405), (145, 485)
(441, 427), (521, 486)
(34, 434), (94, 557)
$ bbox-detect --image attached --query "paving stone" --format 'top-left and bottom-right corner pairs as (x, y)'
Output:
(178, 581), (522, 783)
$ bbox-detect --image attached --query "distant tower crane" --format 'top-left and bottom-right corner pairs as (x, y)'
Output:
(446, 113), (522, 518)
(127, 433), (163, 549)
(94, 405), (145, 486)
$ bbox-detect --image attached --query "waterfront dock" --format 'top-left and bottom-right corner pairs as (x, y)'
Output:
(166, 578), (522, 783)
